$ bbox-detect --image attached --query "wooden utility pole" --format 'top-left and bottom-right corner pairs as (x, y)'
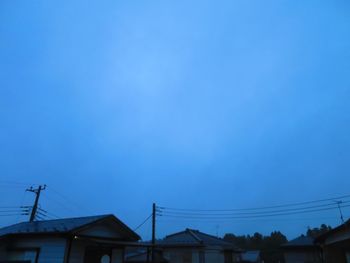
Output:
(152, 203), (156, 262)
(26, 185), (46, 222)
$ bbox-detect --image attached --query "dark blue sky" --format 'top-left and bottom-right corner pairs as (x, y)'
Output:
(1, 1), (350, 240)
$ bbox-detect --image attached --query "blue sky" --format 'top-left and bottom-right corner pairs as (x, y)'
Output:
(0, 0), (350, 240)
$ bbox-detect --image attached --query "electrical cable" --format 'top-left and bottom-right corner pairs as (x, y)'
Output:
(158, 201), (350, 216)
(158, 194), (350, 212)
(134, 214), (153, 232)
(159, 204), (350, 219)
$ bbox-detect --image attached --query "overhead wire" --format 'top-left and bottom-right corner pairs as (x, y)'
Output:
(158, 201), (350, 216)
(157, 194), (350, 221)
(46, 186), (93, 214)
(159, 194), (350, 212)
(41, 191), (77, 215)
(133, 214), (153, 232)
(158, 204), (350, 219)
(37, 207), (60, 219)
(0, 214), (26, 217)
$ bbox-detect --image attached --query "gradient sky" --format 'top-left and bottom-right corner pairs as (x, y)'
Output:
(1, 0), (350, 240)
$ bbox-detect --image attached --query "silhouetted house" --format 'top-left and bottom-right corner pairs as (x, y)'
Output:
(0, 214), (140, 263)
(157, 228), (241, 263)
(314, 219), (350, 263)
(240, 250), (261, 263)
(281, 235), (322, 263)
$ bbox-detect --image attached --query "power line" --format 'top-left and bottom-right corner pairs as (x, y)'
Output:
(159, 204), (350, 220)
(159, 194), (350, 212)
(0, 181), (39, 191)
(37, 207), (61, 219)
(0, 206), (23, 209)
(0, 213), (28, 217)
(134, 214), (152, 232)
(159, 201), (350, 216)
(0, 180), (30, 186)
(41, 192), (77, 215)
(0, 210), (27, 213)
(46, 186), (93, 214)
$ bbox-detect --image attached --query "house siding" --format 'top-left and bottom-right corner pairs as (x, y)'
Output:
(204, 250), (224, 263)
(163, 248), (200, 263)
(163, 248), (232, 263)
(68, 239), (124, 263)
(111, 249), (123, 263)
(0, 245), (6, 260)
(284, 250), (321, 263)
(78, 224), (122, 239)
(2, 237), (67, 263)
(68, 239), (86, 263)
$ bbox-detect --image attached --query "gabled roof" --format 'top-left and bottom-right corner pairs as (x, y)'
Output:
(0, 214), (140, 241)
(158, 228), (240, 251)
(281, 235), (317, 248)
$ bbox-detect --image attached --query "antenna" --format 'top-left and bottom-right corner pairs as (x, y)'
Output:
(334, 200), (345, 224)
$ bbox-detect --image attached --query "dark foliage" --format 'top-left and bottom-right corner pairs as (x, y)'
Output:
(223, 231), (287, 263)
(306, 224), (332, 238)
(223, 223), (333, 263)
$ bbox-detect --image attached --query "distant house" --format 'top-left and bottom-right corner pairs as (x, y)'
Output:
(314, 219), (350, 263)
(157, 228), (241, 263)
(281, 235), (322, 263)
(0, 214), (140, 263)
(240, 250), (260, 263)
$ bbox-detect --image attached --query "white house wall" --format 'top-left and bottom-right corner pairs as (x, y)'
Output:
(284, 251), (320, 263)
(68, 239), (123, 263)
(163, 248), (200, 263)
(163, 248), (229, 263)
(0, 245), (7, 260)
(111, 248), (123, 263)
(204, 250), (224, 263)
(78, 223), (123, 239)
(68, 239), (86, 263)
(7, 237), (66, 263)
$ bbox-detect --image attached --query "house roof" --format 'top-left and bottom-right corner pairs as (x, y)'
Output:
(158, 228), (240, 251)
(315, 219), (350, 244)
(281, 235), (317, 248)
(0, 214), (140, 241)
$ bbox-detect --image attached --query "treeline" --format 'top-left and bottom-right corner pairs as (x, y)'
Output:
(306, 223), (332, 238)
(223, 231), (287, 263)
(223, 224), (332, 263)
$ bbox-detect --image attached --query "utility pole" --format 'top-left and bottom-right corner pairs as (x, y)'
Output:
(26, 185), (46, 222)
(152, 203), (156, 262)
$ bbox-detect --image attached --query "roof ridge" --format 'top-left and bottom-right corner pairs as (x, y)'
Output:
(40, 214), (112, 223)
(192, 229), (225, 241)
(0, 214), (112, 231)
(164, 230), (188, 239)
(25, 214), (112, 224)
